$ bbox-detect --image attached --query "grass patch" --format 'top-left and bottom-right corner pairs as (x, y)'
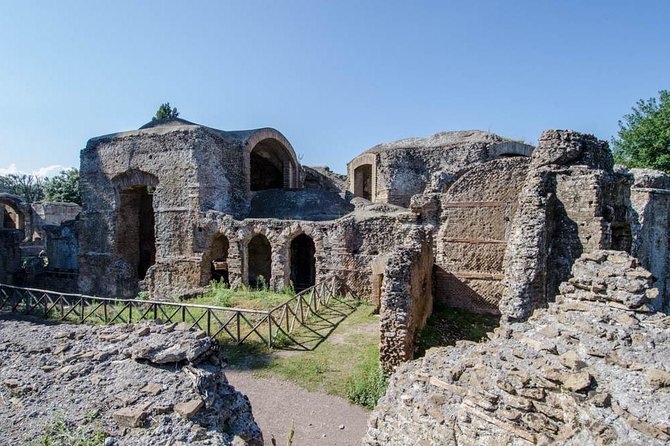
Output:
(29, 411), (106, 446)
(415, 301), (499, 357)
(222, 302), (385, 408)
(186, 280), (294, 311)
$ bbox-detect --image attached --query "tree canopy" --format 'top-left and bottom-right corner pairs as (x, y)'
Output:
(0, 174), (45, 202)
(44, 168), (81, 204)
(153, 102), (179, 121)
(611, 90), (670, 173)
(0, 168), (80, 204)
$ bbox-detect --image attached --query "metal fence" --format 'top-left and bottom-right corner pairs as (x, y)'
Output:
(0, 276), (357, 349)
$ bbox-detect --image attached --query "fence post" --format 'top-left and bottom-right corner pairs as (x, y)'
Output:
(207, 309), (211, 336)
(80, 297), (85, 323)
(268, 315), (273, 348)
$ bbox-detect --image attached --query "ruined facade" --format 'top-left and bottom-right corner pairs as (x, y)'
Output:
(0, 193), (80, 290)
(0, 118), (635, 371)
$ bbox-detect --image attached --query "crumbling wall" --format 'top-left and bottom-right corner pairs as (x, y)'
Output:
(434, 157), (529, 314)
(378, 232), (433, 372)
(0, 229), (22, 284)
(501, 130), (620, 322)
(366, 250), (670, 445)
(353, 131), (533, 207)
(628, 168), (670, 312)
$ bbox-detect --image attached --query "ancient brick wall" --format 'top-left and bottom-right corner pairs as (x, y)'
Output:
(434, 158), (529, 314)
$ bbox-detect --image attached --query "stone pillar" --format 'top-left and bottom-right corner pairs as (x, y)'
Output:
(629, 168), (670, 312)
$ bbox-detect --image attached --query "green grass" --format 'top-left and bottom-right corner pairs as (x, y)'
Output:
(27, 411), (106, 446)
(415, 301), (499, 357)
(186, 280), (295, 311)
(221, 302), (385, 408)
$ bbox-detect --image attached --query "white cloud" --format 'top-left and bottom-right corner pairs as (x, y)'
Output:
(33, 164), (67, 178)
(0, 164), (19, 175)
(0, 164), (69, 178)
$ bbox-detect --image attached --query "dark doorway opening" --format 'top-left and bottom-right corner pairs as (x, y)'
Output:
(290, 234), (316, 292)
(354, 164), (372, 200)
(208, 234), (229, 285)
(250, 139), (292, 191)
(117, 186), (156, 280)
(1, 203), (23, 229)
(248, 234), (272, 288)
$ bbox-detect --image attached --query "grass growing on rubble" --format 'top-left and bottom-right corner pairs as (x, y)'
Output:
(220, 302), (386, 409)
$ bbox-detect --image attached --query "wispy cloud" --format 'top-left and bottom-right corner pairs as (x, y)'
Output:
(0, 164), (69, 178)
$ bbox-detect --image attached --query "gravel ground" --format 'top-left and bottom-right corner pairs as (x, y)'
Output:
(226, 370), (369, 446)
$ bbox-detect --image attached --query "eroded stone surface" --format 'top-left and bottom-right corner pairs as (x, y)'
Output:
(0, 318), (262, 446)
(366, 251), (670, 445)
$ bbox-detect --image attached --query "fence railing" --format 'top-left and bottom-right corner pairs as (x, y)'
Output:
(0, 276), (358, 350)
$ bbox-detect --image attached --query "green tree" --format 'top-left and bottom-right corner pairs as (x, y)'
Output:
(612, 90), (670, 172)
(0, 173), (45, 202)
(44, 168), (81, 204)
(153, 102), (179, 121)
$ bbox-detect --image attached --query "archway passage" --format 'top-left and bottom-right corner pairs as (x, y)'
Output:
(208, 235), (229, 285)
(250, 138), (295, 191)
(354, 164), (372, 200)
(290, 234), (316, 292)
(1, 202), (23, 230)
(248, 234), (272, 288)
(117, 185), (156, 280)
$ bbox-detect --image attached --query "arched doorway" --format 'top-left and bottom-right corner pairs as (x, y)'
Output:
(290, 234), (316, 292)
(248, 234), (272, 288)
(354, 164), (372, 200)
(115, 176), (157, 281)
(250, 138), (296, 191)
(207, 234), (229, 285)
(1, 203), (23, 229)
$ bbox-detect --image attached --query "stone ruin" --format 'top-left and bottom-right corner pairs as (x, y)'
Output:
(2, 117), (670, 444)
(60, 118), (667, 371)
(365, 250), (670, 445)
(0, 192), (80, 290)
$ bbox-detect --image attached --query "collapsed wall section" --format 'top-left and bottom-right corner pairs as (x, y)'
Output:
(500, 130), (626, 321)
(366, 250), (670, 445)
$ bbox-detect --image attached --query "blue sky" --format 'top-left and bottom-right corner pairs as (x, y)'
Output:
(0, 0), (668, 175)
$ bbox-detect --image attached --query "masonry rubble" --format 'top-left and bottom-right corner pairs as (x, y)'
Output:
(365, 250), (670, 445)
(0, 317), (262, 445)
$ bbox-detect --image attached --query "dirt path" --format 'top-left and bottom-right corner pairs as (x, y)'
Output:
(225, 370), (369, 446)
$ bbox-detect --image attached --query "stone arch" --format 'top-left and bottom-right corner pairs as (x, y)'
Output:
(112, 170), (159, 281)
(202, 233), (230, 286)
(247, 233), (272, 288)
(0, 196), (25, 231)
(435, 158), (530, 314)
(246, 129), (300, 191)
(290, 233), (316, 292)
